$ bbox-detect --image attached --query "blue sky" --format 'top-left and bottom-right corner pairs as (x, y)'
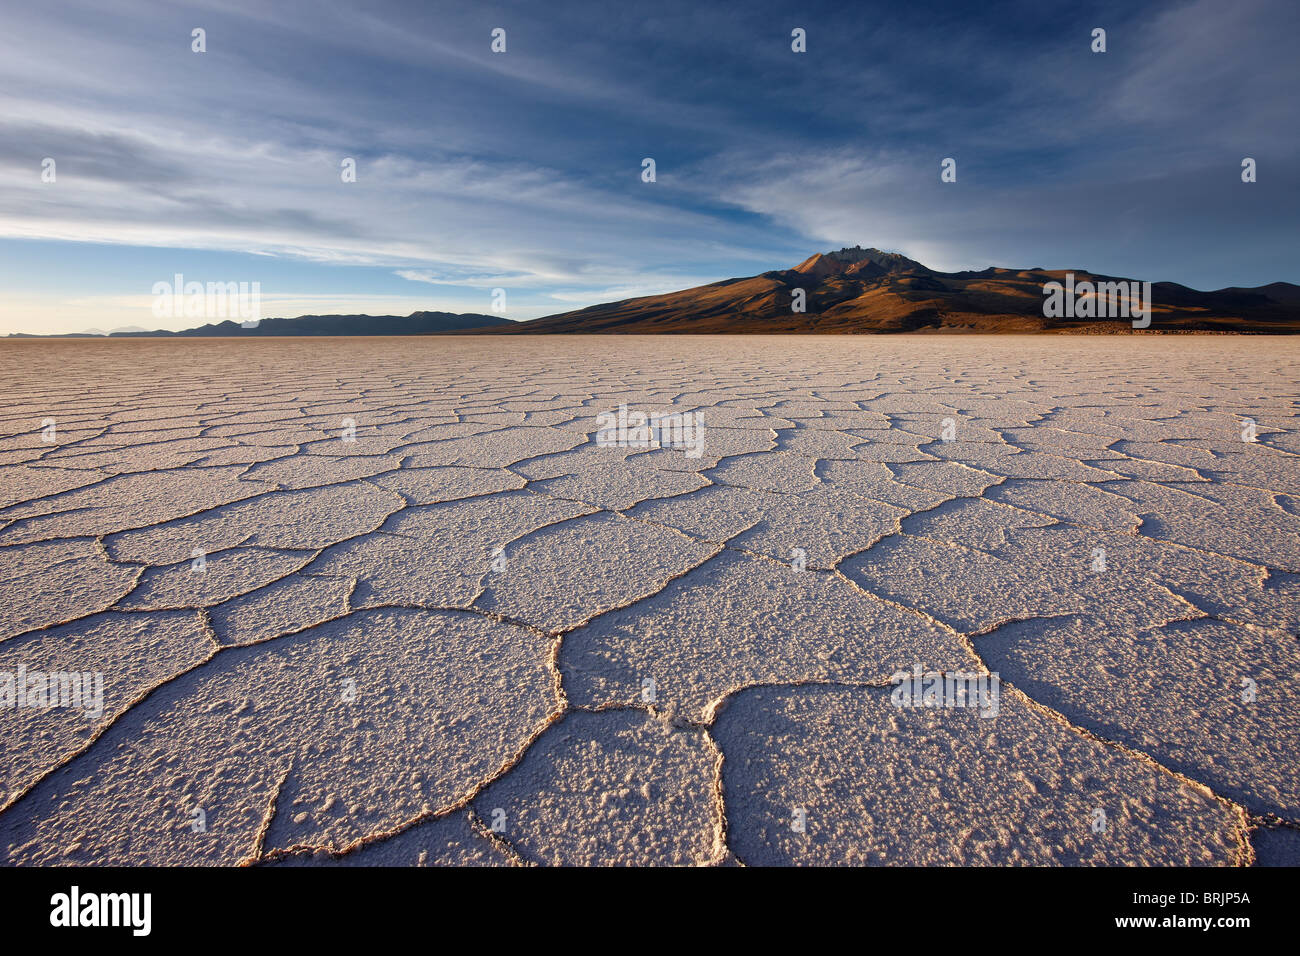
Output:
(1, 0), (1296, 333)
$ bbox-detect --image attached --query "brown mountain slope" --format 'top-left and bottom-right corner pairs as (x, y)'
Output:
(490, 247), (1300, 334)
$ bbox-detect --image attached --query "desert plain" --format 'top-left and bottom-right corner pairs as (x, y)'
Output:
(0, 334), (1297, 866)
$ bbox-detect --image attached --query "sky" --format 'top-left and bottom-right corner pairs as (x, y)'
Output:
(0, 0), (1297, 334)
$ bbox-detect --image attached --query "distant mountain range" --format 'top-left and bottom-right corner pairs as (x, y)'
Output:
(123, 311), (510, 336)
(6, 311), (510, 338)
(10, 250), (1300, 337)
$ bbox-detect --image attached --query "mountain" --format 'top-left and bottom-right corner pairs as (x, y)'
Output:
(74, 325), (150, 336)
(106, 311), (512, 337)
(7, 325), (151, 338)
(499, 247), (1300, 334)
(9, 251), (1297, 338)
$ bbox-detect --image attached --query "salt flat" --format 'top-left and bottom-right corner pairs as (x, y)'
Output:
(0, 335), (1296, 866)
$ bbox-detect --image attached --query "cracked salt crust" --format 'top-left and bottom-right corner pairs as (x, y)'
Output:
(0, 335), (1296, 866)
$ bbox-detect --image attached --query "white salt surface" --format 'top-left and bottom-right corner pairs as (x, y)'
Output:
(0, 335), (1295, 865)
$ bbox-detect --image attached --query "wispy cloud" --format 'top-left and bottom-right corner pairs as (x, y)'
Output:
(1, 0), (1296, 334)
